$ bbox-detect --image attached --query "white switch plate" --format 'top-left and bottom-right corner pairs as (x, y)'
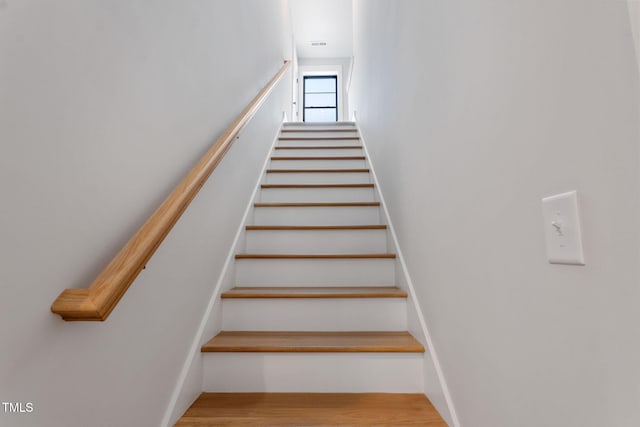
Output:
(541, 191), (585, 265)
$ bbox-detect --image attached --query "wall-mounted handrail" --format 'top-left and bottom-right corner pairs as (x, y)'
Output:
(51, 61), (291, 321)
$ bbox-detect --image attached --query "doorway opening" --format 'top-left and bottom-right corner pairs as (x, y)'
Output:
(303, 75), (338, 122)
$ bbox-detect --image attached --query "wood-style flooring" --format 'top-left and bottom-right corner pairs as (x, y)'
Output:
(201, 331), (424, 353)
(175, 392), (448, 426)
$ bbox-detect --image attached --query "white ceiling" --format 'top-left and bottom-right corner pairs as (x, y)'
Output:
(290, 0), (353, 58)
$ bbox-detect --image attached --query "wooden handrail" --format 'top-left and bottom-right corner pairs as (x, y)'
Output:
(51, 61), (291, 321)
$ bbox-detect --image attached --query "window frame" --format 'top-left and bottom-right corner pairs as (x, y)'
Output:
(302, 75), (338, 122)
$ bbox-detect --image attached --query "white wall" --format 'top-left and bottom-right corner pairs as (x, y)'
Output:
(290, 0), (353, 58)
(630, 2), (640, 62)
(351, 1), (640, 426)
(0, 1), (291, 426)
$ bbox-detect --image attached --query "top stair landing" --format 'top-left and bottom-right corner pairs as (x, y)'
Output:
(280, 122), (359, 141)
(283, 121), (356, 129)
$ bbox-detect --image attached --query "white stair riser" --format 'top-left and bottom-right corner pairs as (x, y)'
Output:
(281, 124), (356, 131)
(252, 206), (380, 226)
(235, 258), (395, 286)
(265, 171), (371, 185)
(277, 139), (360, 147)
(203, 353), (424, 393)
(270, 159), (366, 169)
(259, 187), (375, 203)
(273, 148), (363, 157)
(244, 229), (388, 253)
(222, 298), (407, 331)
(282, 122), (356, 126)
(279, 132), (358, 139)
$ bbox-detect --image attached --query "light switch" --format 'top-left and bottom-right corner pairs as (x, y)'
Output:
(541, 190), (585, 265)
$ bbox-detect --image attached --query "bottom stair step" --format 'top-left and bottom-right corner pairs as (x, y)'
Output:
(175, 392), (447, 426)
(201, 332), (425, 392)
(202, 331), (424, 353)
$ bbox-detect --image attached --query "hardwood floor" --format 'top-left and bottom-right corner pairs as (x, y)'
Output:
(175, 393), (448, 426)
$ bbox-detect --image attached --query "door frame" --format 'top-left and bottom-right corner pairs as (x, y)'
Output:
(297, 64), (344, 122)
(302, 75), (338, 122)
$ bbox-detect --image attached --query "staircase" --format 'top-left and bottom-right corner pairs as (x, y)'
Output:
(175, 122), (447, 426)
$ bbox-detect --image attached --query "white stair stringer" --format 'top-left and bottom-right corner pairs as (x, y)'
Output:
(202, 353), (424, 393)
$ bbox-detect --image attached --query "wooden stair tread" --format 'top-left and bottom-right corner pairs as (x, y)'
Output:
(261, 183), (374, 189)
(266, 168), (369, 173)
(221, 286), (407, 299)
(235, 253), (396, 259)
(271, 156), (366, 160)
(279, 137), (360, 141)
(254, 202), (380, 207)
(246, 225), (387, 230)
(202, 331), (424, 353)
(175, 392), (446, 426)
(275, 145), (363, 149)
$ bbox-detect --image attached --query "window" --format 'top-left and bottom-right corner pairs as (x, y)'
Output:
(303, 76), (338, 122)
